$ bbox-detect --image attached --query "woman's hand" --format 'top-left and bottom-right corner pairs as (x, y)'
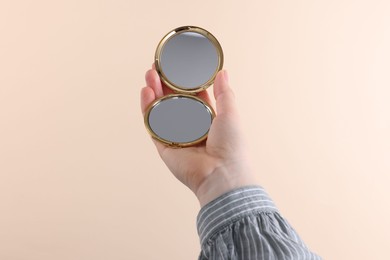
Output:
(140, 67), (258, 206)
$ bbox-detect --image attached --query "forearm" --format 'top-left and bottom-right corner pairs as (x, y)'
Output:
(195, 162), (258, 207)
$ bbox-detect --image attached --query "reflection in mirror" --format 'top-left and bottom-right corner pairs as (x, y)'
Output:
(160, 32), (219, 89)
(148, 96), (213, 144)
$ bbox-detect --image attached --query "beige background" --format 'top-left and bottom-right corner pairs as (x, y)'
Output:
(1, 0), (389, 259)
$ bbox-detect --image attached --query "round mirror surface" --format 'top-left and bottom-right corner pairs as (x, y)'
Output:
(147, 96), (213, 145)
(159, 31), (220, 90)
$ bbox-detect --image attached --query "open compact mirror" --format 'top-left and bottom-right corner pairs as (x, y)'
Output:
(144, 26), (223, 147)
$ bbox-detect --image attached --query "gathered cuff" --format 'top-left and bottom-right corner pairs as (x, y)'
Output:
(196, 186), (278, 246)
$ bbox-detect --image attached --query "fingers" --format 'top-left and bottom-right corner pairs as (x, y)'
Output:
(197, 90), (213, 109)
(213, 70), (237, 116)
(146, 65), (175, 96)
(145, 69), (163, 98)
(140, 86), (156, 116)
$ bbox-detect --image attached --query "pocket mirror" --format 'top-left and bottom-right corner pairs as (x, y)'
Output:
(144, 26), (223, 147)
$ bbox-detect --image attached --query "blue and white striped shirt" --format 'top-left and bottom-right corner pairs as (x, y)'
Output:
(197, 186), (321, 259)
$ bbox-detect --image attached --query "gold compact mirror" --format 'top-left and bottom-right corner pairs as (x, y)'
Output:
(144, 26), (223, 147)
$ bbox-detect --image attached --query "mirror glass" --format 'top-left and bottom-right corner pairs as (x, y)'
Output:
(148, 96), (213, 144)
(160, 32), (219, 89)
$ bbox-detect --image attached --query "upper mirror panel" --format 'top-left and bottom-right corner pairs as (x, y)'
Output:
(156, 27), (223, 92)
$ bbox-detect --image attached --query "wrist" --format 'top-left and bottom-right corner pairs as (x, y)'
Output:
(195, 162), (258, 207)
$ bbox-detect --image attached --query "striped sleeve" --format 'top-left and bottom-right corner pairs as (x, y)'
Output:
(196, 186), (322, 260)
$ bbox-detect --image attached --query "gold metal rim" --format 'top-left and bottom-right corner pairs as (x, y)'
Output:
(144, 94), (216, 148)
(154, 25), (224, 94)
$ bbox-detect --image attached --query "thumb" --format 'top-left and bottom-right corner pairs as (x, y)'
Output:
(213, 70), (237, 116)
